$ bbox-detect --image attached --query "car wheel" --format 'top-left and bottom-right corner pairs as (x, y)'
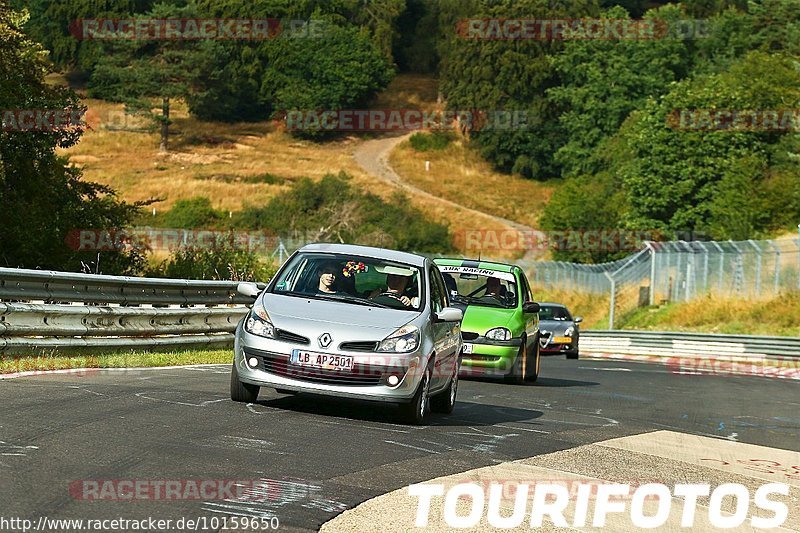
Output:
(525, 339), (540, 383)
(566, 350), (579, 360)
(400, 361), (433, 424)
(431, 358), (460, 414)
(504, 343), (527, 385)
(230, 360), (260, 403)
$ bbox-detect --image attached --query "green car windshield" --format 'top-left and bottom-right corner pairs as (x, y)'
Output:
(438, 266), (518, 309)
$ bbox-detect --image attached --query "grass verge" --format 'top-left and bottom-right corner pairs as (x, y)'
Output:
(0, 349), (232, 375)
(614, 292), (800, 336)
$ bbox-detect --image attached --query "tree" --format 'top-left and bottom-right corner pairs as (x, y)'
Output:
(548, 5), (691, 177)
(616, 52), (800, 238)
(263, 24), (394, 138)
(0, 4), (145, 273)
(438, 0), (599, 180)
(89, 3), (207, 151)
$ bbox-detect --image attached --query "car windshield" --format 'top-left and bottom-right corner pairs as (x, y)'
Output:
(437, 265), (517, 309)
(270, 252), (423, 311)
(539, 305), (572, 321)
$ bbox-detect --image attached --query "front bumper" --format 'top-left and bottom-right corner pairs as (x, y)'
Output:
(235, 329), (424, 403)
(540, 338), (577, 354)
(459, 337), (521, 378)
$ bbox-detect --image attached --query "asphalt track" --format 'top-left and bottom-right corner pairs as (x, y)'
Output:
(1, 356), (798, 531)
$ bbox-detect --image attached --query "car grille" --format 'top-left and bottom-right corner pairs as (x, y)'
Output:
(461, 332), (480, 341)
(275, 329), (310, 345)
(464, 354), (501, 362)
(244, 349), (383, 386)
(338, 341), (379, 352)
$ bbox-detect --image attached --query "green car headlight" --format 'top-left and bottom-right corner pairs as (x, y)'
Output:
(244, 302), (275, 338)
(485, 327), (512, 341)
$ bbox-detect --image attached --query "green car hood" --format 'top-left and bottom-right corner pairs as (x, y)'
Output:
(460, 305), (521, 336)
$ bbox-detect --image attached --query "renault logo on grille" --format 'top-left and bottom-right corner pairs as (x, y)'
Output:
(318, 333), (332, 348)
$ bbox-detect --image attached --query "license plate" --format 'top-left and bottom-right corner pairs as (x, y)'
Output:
(462, 343), (473, 354)
(553, 336), (572, 344)
(291, 350), (354, 371)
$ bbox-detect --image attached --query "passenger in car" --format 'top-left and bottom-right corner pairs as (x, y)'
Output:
(317, 263), (341, 294)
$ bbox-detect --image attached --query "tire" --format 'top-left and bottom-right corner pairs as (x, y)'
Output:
(230, 360), (260, 403)
(399, 361), (433, 424)
(504, 343), (527, 385)
(431, 358), (460, 414)
(566, 350), (579, 360)
(526, 339), (540, 383)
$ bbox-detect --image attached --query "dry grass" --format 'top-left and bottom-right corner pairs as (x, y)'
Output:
(389, 139), (556, 229)
(62, 99), (384, 212)
(617, 292), (800, 336)
(370, 74), (441, 111)
(58, 75), (511, 249)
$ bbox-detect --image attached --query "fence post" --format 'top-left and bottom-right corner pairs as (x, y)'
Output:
(711, 241), (724, 295)
(767, 240), (781, 295)
(605, 272), (616, 330)
(748, 240), (762, 297)
(697, 242), (709, 295)
(644, 241), (656, 305)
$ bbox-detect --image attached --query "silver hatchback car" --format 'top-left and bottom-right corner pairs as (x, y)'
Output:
(231, 243), (464, 424)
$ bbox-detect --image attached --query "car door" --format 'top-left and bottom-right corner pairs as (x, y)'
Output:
(518, 269), (539, 352)
(429, 266), (455, 390)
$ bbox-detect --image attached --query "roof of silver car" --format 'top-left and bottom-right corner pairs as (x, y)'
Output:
(298, 243), (427, 267)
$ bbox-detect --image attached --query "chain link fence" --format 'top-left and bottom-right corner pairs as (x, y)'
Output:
(526, 236), (800, 329)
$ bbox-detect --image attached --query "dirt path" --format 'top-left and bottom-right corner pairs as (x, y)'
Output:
(352, 134), (545, 260)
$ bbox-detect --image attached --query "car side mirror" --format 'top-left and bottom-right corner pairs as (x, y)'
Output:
(237, 282), (260, 299)
(435, 307), (463, 323)
(574, 316), (583, 324)
(522, 301), (540, 314)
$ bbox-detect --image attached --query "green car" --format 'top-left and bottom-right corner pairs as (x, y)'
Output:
(433, 258), (541, 384)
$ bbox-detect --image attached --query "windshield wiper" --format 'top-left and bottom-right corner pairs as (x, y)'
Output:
(460, 295), (507, 309)
(315, 293), (392, 309)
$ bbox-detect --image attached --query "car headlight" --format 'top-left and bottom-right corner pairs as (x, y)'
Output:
(485, 327), (512, 341)
(244, 302), (275, 338)
(564, 326), (575, 337)
(377, 324), (420, 353)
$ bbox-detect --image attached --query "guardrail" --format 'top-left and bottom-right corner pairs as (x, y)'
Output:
(0, 267), (255, 354)
(580, 330), (800, 379)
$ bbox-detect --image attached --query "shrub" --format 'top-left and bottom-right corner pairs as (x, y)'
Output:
(409, 131), (455, 152)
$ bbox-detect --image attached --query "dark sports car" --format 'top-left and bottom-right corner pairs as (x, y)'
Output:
(537, 303), (582, 359)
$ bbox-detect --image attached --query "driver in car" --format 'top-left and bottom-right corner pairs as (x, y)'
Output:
(480, 276), (503, 303)
(370, 273), (419, 308)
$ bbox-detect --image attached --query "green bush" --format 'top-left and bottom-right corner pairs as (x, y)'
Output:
(161, 197), (222, 229)
(149, 233), (276, 282)
(232, 172), (453, 254)
(409, 131), (455, 152)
